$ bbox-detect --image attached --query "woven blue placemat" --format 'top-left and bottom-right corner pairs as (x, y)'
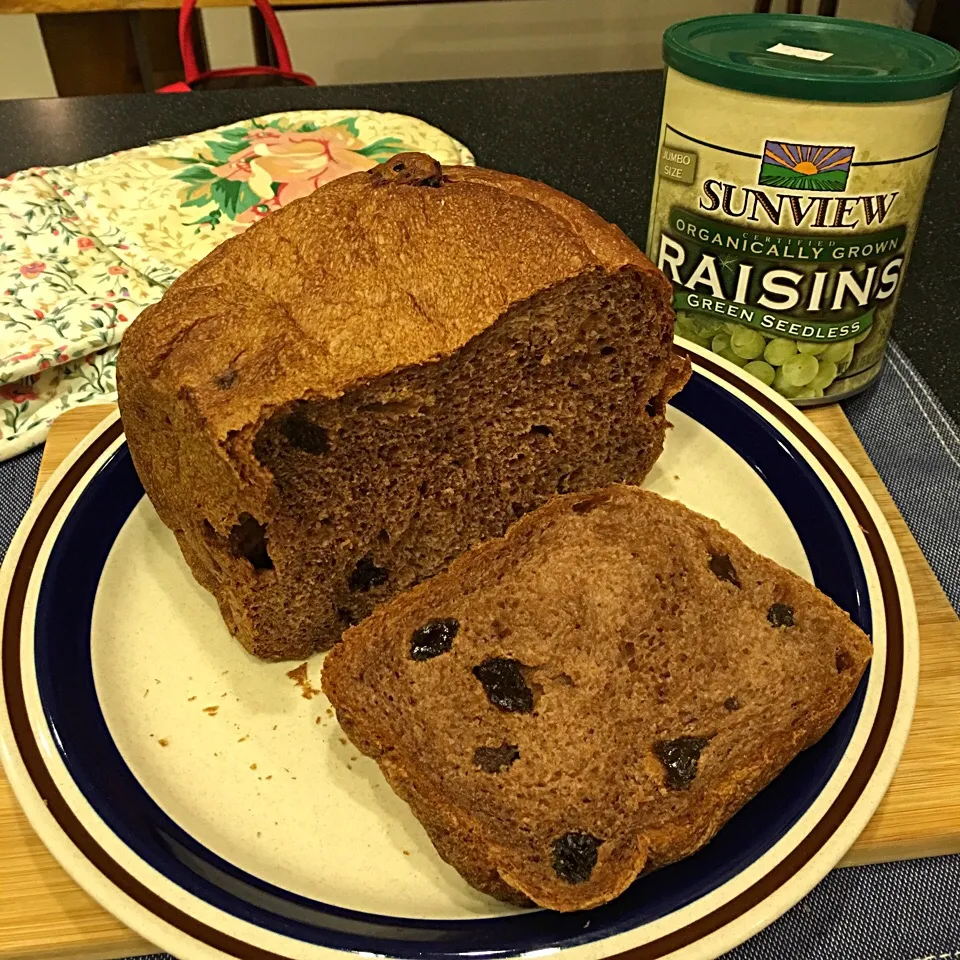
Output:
(1, 344), (958, 960)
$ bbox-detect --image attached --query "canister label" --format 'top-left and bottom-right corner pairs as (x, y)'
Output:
(648, 71), (950, 403)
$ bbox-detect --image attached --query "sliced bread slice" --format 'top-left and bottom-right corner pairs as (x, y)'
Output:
(322, 485), (872, 911)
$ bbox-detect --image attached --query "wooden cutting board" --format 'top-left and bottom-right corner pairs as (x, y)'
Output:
(3, 403), (960, 960)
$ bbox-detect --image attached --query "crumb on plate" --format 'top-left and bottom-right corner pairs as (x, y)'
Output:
(286, 662), (320, 699)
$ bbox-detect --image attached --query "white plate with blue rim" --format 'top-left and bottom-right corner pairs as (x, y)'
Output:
(0, 341), (917, 960)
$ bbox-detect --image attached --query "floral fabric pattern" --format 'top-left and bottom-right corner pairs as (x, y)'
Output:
(0, 110), (473, 459)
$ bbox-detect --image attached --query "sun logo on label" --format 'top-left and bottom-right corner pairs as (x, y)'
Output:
(758, 141), (855, 192)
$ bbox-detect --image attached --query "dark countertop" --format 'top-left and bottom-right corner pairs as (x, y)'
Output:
(2, 72), (958, 420)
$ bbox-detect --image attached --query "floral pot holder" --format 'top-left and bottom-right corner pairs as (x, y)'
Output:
(0, 110), (474, 459)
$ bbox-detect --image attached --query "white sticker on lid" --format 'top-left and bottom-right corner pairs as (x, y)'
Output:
(766, 42), (834, 61)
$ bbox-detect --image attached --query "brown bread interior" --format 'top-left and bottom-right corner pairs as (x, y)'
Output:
(235, 266), (686, 658)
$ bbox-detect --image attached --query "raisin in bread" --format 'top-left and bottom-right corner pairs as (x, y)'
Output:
(118, 153), (688, 660)
(322, 485), (871, 912)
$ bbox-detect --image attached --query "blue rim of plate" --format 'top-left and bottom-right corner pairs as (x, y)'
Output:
(2, 348), (903, 960)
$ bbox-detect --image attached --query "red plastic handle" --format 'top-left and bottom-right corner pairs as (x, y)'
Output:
(178, 0), (295, 83)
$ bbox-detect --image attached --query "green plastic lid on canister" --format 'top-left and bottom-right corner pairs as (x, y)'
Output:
(663, 14), (960, 103)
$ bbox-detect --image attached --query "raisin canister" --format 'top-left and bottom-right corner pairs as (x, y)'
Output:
(648, 14), (960, 404)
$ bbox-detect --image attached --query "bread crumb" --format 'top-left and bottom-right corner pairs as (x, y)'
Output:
(203, 705), (219, 715)
(158, 738), (169, 747)
(315, 716), (322, 725)
(273, 724), (277, 730)
(402, 850), (411, 856)
(221, 692), (228, 698)
(154, 678), (161, 684)
(326, 707), (334, 717)
(250, 763), (258, 770)
(143, 689), (149, 698)
(149, 733), (154, 738)
(188, 695), (197, 702)
(286, 662), (320, 699)
(347, 764), (353, 771)
(350, 756), (358, 762)
(673, 474), (680, 481)
(257, 831), (262, 838)
(266, 775), (272, 780)
(238, 735), (249, 743)
(339, 737), (347, 746)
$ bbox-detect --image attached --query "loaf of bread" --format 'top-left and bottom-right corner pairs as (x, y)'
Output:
(118, 153), (689, 659)
(322, 485), (871, 912)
